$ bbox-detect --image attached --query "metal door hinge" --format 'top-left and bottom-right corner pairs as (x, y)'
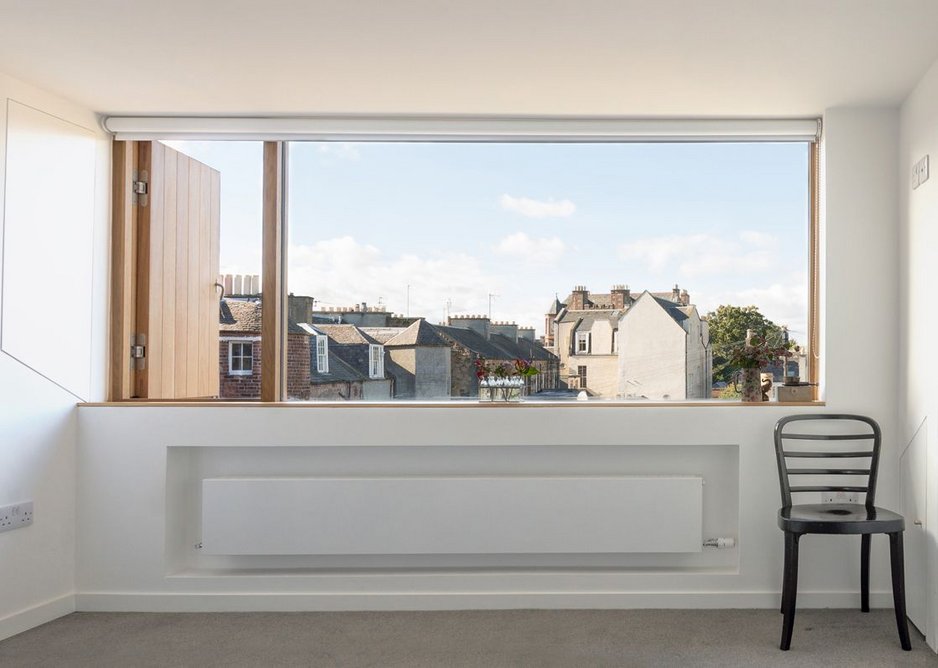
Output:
(131, 333), (147, 371)
(132, 170), (149, 207)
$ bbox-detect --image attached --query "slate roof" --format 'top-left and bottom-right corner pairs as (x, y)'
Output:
(559, 290), (678, 311)
(562, 291), (615, 309)
(556, 289), (692, 331)
(436, 325), (557, 363)
(559, 310), (624, 329)
(383, 319), (450, 347)
(312, 325), (388, 380)
(360, 327), (406, 344)
(652, 296), (689, 323)
(546, 296), (564, 316)
(315, 324), (382, 345)
(436, 326), (507, 359)
(309, 349), (366, 384)
(514, 336), (556, 361)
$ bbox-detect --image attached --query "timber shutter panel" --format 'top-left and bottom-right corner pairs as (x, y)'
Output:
(134, 141), (221, 398)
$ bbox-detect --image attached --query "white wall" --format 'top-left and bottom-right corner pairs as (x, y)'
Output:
(899, 55), (938, 650)
(0, 71), (109, 641)
(619, 295), (687, 399)
(75, 107), (906, 617)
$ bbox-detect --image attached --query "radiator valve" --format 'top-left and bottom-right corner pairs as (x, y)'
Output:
(703, 537), (736, 549)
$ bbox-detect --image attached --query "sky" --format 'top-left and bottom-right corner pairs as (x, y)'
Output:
(166, 140), (809, 340)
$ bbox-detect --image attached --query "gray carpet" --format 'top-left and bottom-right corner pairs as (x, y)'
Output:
(0, 609), (934, 667)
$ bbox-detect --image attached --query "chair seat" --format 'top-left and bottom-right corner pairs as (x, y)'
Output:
(778, 504), (904, 535)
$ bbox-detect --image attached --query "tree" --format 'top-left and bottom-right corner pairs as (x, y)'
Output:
(706, 305), (787, 385)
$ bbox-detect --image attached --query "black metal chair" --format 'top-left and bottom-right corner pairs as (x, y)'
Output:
(774, 414), (911, 651)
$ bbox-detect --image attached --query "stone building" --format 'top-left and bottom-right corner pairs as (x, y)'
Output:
(549, 284), (711, 399)
(380, 320), (452, 399)
(440, 315), (560, 398)
(313, 303), (392, 327)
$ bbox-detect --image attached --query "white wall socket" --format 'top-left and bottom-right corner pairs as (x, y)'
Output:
(0, 501), (34, 533)
(822, 491), (859, 504)
(912, 154), (929, 189)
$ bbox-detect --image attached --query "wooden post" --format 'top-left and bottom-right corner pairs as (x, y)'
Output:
(261, 142), (285, 402)
(109, 141), (137, 400)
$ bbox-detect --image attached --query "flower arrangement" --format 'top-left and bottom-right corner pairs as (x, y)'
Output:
(723, 333), (791, 369)
(475, 357), (539, 401)
(724, 332), (795, 402)
(474, 357), (540, 381)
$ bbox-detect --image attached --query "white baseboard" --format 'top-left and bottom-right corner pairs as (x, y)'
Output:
(75, 590), (895, 613)
(0, 594), (76, 642)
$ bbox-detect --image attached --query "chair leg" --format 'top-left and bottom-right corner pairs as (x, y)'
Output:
(781, 531), (792, 613)
(861, 534), (871, 612)
(888, 532), (912, 651)
(780, 532), (800, 651)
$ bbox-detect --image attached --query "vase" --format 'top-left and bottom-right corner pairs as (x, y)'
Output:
(740, 368), (762, 402)
(479, 377), (525, 402)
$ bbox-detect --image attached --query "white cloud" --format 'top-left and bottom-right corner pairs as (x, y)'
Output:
(493, 232), (566, 264)
(317, 143), (360, 160)
(499, 193), (576, 218)
(288, 236), (497, 321)
(739, 230), (777, 247)
(618, 230), (779, 278)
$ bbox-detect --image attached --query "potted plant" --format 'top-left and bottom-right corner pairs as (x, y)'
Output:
(724, 333), (792, 402)
(475, 357), (539, 402)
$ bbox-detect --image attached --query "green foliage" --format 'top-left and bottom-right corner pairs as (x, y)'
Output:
(718, 385), (741, 400)
(707, 305), (788, 384)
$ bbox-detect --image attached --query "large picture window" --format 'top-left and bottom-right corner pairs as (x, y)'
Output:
(108, 119), (819, 404)
(285, 140), (812, 402)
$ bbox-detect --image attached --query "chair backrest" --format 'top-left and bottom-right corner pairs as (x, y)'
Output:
(774, 414), (881, 509)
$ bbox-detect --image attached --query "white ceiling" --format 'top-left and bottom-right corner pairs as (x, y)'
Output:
(2, 0), (938, 117)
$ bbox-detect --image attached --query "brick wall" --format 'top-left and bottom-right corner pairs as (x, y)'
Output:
(569, 286), (589, 310)
(219, 337), (262, 398)
(218, 332), (311, 400)
(286, 333), (311, 400)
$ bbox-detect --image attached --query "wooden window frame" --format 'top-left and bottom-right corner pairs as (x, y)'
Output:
(108, 134), (821, 405)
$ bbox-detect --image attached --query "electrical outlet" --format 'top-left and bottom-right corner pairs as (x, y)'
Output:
(0, 501), (34, 534)
(822, 491), (859, 504)
(913, 155), (930, 189)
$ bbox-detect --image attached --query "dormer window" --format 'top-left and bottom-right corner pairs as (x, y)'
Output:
(576, 332), (591, 354)
(369, 344), (385, 379)
(315, 335), (329, 374)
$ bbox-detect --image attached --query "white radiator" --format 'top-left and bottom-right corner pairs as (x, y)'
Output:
(200, 475), (703, 555)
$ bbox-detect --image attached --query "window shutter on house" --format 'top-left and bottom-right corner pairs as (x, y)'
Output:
(133, 141), (221, 398)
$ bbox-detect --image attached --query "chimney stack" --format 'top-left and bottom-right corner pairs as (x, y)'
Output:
(490, 321), (519, 342)
(680, 289), (689, 306)
(672, 284), (681, 302)
(570, 285), (589, 310)
(610, 284), (631, 310)
(447, 314), (491, 339)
